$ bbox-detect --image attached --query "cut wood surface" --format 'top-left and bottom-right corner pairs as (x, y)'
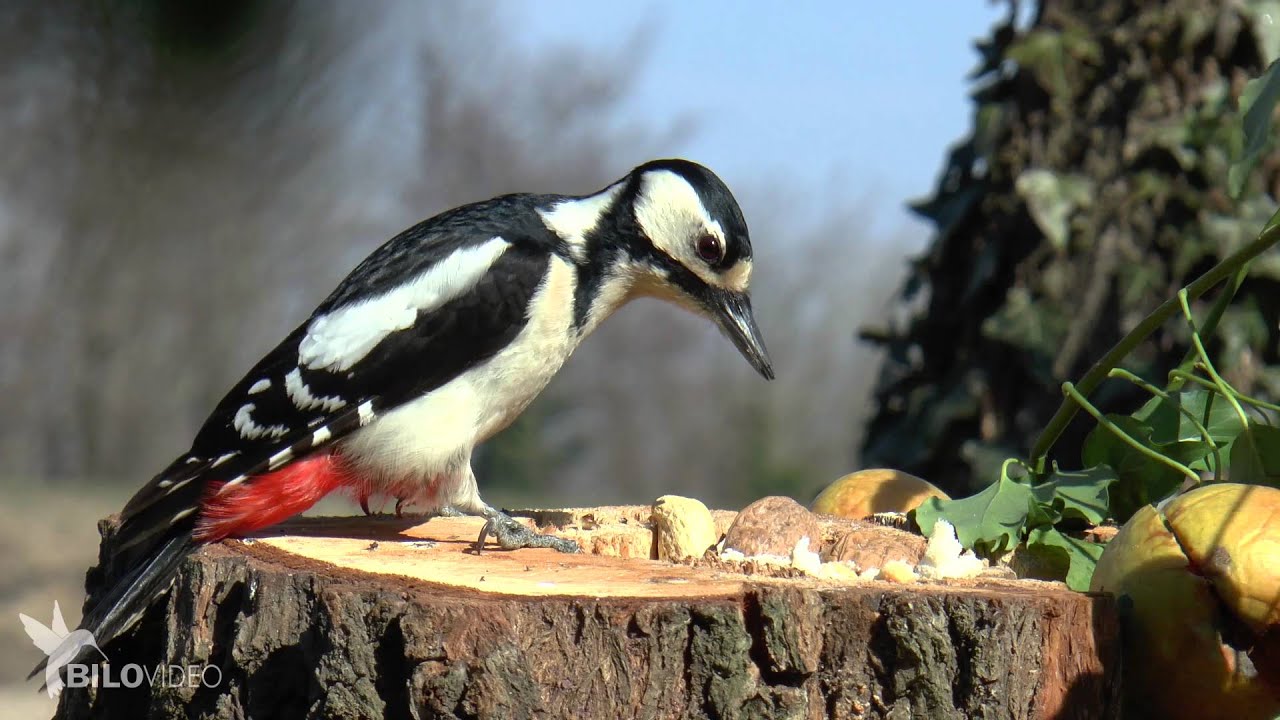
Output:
(56, 507), (1122, 720)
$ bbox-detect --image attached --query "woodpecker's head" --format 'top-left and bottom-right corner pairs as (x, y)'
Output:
(617, 159), (773, 380)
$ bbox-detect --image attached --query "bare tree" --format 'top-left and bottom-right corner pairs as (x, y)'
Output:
(0, 0), (903, 514)
(0, 1), (670, 483)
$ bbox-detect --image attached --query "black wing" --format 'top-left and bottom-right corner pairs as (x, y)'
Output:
(117, 221), (558, 555)
(51, 195), (569, 675)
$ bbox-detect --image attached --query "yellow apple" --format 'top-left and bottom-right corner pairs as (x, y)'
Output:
(810, 469), (950, 519)
(1090, 483), (1280, 719)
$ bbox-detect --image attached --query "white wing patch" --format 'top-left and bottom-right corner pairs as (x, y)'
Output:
(233, 404), (288, 440)
(248, 378), (272, 394)
(285, 368), (346, 412)
(298, 237), (511, 372)
(340, 257), (580, 492)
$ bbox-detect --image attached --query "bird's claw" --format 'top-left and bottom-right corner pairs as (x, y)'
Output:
(358, 495), (412, 518)
(472, 511), (579, 555)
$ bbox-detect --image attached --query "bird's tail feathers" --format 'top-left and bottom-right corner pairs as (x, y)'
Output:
(26, 531), (194, 683)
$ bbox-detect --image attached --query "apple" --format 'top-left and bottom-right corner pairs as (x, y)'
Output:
(810, 468), (950, 519)
(1090, 483), (1280, 719)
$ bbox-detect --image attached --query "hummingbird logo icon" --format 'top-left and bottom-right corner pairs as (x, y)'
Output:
(19, 601), (108, 698)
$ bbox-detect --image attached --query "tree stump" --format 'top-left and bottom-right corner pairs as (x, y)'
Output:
(56, 508), (1121, 719)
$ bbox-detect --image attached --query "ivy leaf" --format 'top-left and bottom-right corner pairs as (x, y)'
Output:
(1245, 1), (1280, 64)
(913, 475), (1035, 556)
(1025, 497), (1060, 528)
(1015, 169), (1095, 250)
(1133, 388), (1246, 444)
(1082, 416), (1208, 520)
(1030, 466), (1115, 525)
(1024, 526), (1105, 591)
(1227, 421), (1280, 487)
(1130, 388), (1240, 473)
(1229, 58), (1280, 198)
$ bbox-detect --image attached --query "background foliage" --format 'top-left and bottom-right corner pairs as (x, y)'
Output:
(862, 0), (1280, 496)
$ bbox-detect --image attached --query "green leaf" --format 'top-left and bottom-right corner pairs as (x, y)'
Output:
(1015, 169), (1094, 250)
(913, 475), (1035, 556)
(1024, 498), (1060, 528)
(982, 286), (1069, 366)
(1228, 421), (1280, 487)
(1082, 416), (1208, 520)
(1030, 466), (1115, 525)
(1245, 1), (1280, 64)
(1229, 58), (1280, 198)
(1005, 28), (1100, 100)
(1025, 527), (1105, 591)
(1133, 388), (1245, 444)
(1203, 197), (1280, 278)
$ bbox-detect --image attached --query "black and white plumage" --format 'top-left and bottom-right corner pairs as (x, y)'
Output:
(47, 158), (773, 673)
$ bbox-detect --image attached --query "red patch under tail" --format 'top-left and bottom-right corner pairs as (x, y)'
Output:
(195, 452), (355, 542)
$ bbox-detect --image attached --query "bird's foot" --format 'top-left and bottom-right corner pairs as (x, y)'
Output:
(473, 509), (579, 555)
(395, 497), (407, 517)
(360, 495), (372, 516)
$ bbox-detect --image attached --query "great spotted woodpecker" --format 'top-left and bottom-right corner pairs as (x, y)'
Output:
(48, 159), (773, 669)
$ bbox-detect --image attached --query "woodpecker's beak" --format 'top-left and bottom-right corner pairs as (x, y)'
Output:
(710, 290), (774, 380)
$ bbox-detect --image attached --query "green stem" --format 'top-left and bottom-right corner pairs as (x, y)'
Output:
(1179, 290), (1252, 429)
(1107, 368), (1221, 482)
(1062, 382), (1200, 482)
(1169, 265), (1250, 390)
(1168, 369), (1280, 414)
(1029, 213), (1280, 473)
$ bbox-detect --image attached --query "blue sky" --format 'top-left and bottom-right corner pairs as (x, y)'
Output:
(513, 3), (1005, 236)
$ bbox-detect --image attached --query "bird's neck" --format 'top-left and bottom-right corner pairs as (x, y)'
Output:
(539, 182), (645, 337)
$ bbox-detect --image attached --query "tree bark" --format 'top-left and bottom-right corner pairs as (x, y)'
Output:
(56, 510), (1121, 720)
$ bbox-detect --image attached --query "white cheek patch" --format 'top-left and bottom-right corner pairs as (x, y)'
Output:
(633, 170), (744, 291)
(634, 171), (714, 266)
(285, 368), (346, 412)
(299, 238), (511, 372)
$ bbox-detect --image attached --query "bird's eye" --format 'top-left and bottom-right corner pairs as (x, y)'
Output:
(696, 233), (723, 263)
